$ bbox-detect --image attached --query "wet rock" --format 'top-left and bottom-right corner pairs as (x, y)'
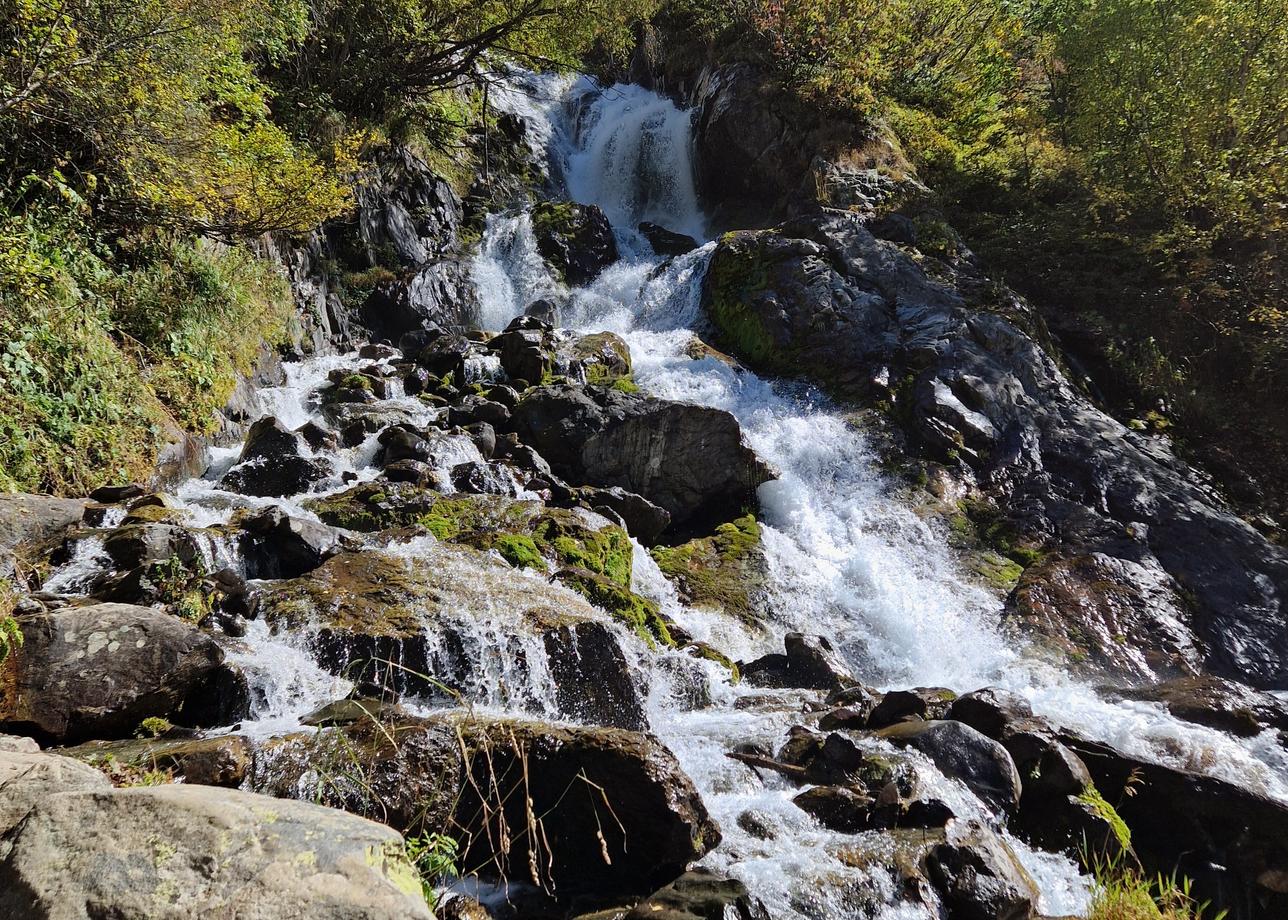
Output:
(0, 493), (88, 577)
(743, 633), (857, 692)
(513, 383), (773, 528)
(1115, 675), (1288, 739)
(448, 395), (512, 429)
(793, 785), (874, 832)
(239, 506), (343, 579)
(651, 514), (766, 617)
(878, 720), (1022, 815)
(102, 522), (206, 570)
(88, 483), (146, 504)
(625, 868), (768, 920)
(450, 460), (522, 496)
(378, 424), (433, 463)
(868, 687), (957, 729)
(256, 545), (648, 727)
(818, 705), (873, 731)
(947, 688), (1034, 740)
(1, 748), (110, 837)
(383, 459), (438, 486)
(359, 261), (474, 342)
(564, 331), (633, 386)
(0, 784), (433, 919)
(464, 421), (496, 459)
(220, 416), (330, 498)
(531, 200), (618, 285)
(491, 320), (552, 384)
(61, 735), (254, 787)
(581, 485), (671, 545)
(702, 209), (1288, 690)
(296, 420), (339, 452)
(0, 603), (241, 744)
(1062, 732), (1288, 916)
(926, 821), (1039, 920)
(415, 332), (473, 379)
(639, 222), (699, 256)
(736, 810), (777, 840)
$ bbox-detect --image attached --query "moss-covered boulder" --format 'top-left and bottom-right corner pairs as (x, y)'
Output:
(530, 200), (618, 285)
(563, 331), (632, 386)
(256, 545), (649, 728)
(651, 515), (768, 626)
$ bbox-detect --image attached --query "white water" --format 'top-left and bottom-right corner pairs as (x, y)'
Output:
(466, 73), (1288, 918)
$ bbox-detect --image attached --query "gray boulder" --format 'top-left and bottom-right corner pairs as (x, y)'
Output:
(1, 748), (110, 837)
(0, 784), (433, 919)
(0, 603), (240, 744)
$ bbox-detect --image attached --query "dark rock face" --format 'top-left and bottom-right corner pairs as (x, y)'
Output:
(513, 384), (774, 528)
(238, 506), (344, 579)
(867, 687), (957, 729)
(926, 822), (1039, 920)
(878, 721), (1023, 816)
(1063, 732), (1288, 919)
(640, 221), (699, 256)
(702, 210), (1288, 689)
(531, 200), (619, 285)
(579, 485), (672, 546)
(743, 633), (858, 692)
(625, 869), (768, 920)
(361, 262), (474, 342)
(0, 604), (240, 744)
(220, 416), (331, 498)
(544, 620), (648, 731)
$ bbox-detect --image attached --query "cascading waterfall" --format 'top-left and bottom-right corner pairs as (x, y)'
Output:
(470, 73), (1288, 918)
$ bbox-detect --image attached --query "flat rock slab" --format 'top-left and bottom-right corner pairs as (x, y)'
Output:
(0, 784), (433, 920)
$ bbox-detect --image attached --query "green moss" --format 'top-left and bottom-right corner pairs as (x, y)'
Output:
(651, 514), (766, 624)
(950, 499), (1045, 575)
(494, 534), (544, 571)
(705, 236), (781, 369)
(611, 377), (640, 394)
(688, 642), (740, 682)
(555, 568), (674, 648)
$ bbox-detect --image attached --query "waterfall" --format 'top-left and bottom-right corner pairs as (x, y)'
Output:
(466, 75), (1288, 919)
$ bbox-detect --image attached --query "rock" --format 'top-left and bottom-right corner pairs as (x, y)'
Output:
(1062, 731), (1288, 916)
(0, 784), (433, 919)
(0, 733), (38, 753)
(447, 395), (511, 429)
(378, 424), (432, 463)
(701, 209), (1288, 690)
(256, 715), (719, 905)
(582, 485), (671, 545)
(0, 493), (87, 577)
(1115, 675), (1288, 739)
(639, 222), (699, 256)
(867, 687), (958, 729)
(878, 721), (1022, 815)
(793, 785), (874, 833)
(88, 484), (146, 503)
(415, 332), (473, 379)
(256, 544), (649, 728)
(625, 869), (767, 920)
(296, 420), (339, 452)
(1, 748), (110, 837)
(101, 522), (206, 570)
(0, 603), (241, 744)
(926, 821), (1039, 920)
(744, 633), (857, 691)
(514, 384), (773, 528)
(947, 688), (1035, 739)
(531, 200), (618, 285)
(564, 331), (633, 385)
(818, 705), (873, 731)
(491, 320), (552, 384)
(651, 514), (767, 620)
(220, 416), (330, 498)
(464, 421), (496, 459)
(61, 735), (254, 787)
(360, 263), (474, 343)
(239, 506), (343, 579)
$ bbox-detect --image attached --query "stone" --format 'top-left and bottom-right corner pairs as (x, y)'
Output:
(88, 484), (146, 503)
(625, 869), (768, 920)
(531, 200), (618, 285)
(0, 603), (240, 744)
(878, 720), (1022, 815)
(220, 416), (330, 498)
(239, 506), (343, 579)
(580, 485), (672, 545)
(639, 222), (700, 257)
(868, 687), (957, 729)
(1, 748), (110, 837)
(513, 384), (774, 528)
(1116, 675), (1288, 739)
(0, 784), (433, 919)
(926, 821), (1039, 920)
(743, 633), (857, 692)
(61, 735), (254, 788)
(947, 688), (1035, 739)
(0, 493), (87, 577)
(793, 785), (874, 833)
(296, 420), (340, 452)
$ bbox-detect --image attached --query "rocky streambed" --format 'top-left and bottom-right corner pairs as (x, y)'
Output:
(3, 69), (1288, 920)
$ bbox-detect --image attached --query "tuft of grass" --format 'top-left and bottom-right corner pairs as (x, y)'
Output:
(1087, 849), (1226, 920)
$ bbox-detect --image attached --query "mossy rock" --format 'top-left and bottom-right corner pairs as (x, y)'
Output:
(651, 514), (768, 626)
(703, 233), (788, 370)
(565, 332), (632, 386)
(554, 567), (674, 649)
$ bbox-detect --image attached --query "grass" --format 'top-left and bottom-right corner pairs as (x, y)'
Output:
(1087, 850), (1226, 920)
(0, 579), (22, 665)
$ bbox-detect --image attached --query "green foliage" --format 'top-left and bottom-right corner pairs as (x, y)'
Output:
(1078, 783), (1133, 853)
(0, 579), (22, 665)
(404, 832), (459, 906)
(137, 716), (174, 739)
(1086, 848), (1227, 920)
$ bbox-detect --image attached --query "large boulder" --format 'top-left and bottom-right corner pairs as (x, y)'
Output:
(1, 748), (110, 837)
(254, 714), (720, 906)
(700, 209), (1288, 690)
(0, 603), (242, 744)
(256, 543), (649, 730)
(530, 200), (618, 285)
(513, 384), (773, 528)
(925, 821), (1039, 920)
(0, 784), (434, 919)
(238, 506), (345, 579)
(220, 416), (331, 498)
(0, 493), (87, 578)
(878, 720), (1022, 816)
